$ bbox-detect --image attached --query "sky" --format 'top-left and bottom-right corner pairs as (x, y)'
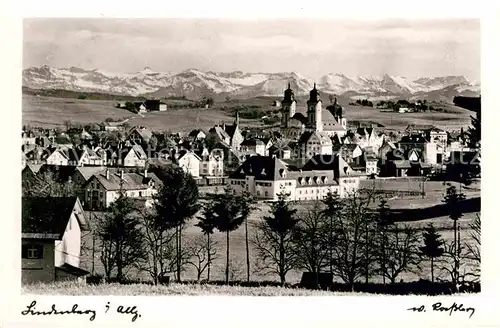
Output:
(23, 18), (480, 81)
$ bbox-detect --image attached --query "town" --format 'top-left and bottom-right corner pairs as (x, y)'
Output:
(21, 82), (481, 295)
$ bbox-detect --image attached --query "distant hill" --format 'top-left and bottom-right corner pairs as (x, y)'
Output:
(22, 86), (144, 102)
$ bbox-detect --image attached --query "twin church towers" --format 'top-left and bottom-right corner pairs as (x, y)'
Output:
(279, 83), (347, 138)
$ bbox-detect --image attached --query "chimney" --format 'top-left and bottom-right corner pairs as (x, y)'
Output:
(144, 168), (148, 178)
(106, 169), (110, 180)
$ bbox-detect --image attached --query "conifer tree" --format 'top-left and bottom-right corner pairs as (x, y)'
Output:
(420, 224), (444, 282)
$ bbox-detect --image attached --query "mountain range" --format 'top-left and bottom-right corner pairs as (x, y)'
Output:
(23, 65), (481, 102)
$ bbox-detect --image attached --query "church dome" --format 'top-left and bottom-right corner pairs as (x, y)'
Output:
(283, 83), (295, 102)
(309, 83), (320, 102)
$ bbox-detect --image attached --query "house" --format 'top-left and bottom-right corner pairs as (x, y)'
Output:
(223, 113), (244, 150)
(45, 146), (106, 166)
(133, 102), (148, 113)
(22, 197), (89, 283)
(228, 154), (360, 201)
(188, 129), (206, 141)
(22, 132), (36, 145)
(365, 155), (378, 175)
(379, 147), (433, 177)
(101, 121), (124, 132)
(198, 149), (224, 177)
(333, 144), (363, 163)
(128, 126), (153, 145)
(122, 145), (148, 167)
(45, 147), (74, 166)
(240, 139), (267, 156)
(378, 140), (397, 160)
(209, 126), (231, 146)
(268, 143), (292, 160)
(298, 131), (333, 159)
(427, 127), (448, 150)
(176, 150), (201, 177)
(144, 99), (167, 111)
(83, 169), (161, 210)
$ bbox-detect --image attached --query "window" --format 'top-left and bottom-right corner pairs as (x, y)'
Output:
(22, 244), (43, 259)
(265, 191), (268, 197)
(139, 191), (143, 197)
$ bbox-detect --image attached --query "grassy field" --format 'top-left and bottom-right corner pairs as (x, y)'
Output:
(23, 94), (473, 132)
(79, 178), (480, 286)
(22, 281), (361, 296)
(342, 103), (472, 132)
(22, 95), (261, 132)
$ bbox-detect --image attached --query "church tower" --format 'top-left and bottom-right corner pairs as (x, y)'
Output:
(331, 97), (347, 129)
(307, 83), (322, 132)
(280, 83), (297, 128)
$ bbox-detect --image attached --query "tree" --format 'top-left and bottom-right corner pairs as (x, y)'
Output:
(382, 224), (422, 284)
(329, 192), (375, 290)
(125, 102), (136, 113)
(210, 186), (245, 284)
(22, 170), (77, 198)
(195, 201), (220, 281)
(252, 190), (299, 285)
(443, 185), (466, 285)
(465, 214), (480, 264)
(139, 208), (177, 285)
(321, 191), (342, 274)
(147, 135), (158, 152)
(154, 166), (201, 282)
(185, 234), (219, 281)
(204, 134), (218, 152)
(96, 195), (145, 282)
(293, 200), (330, 288)
(374, 199), (393, 284)
(239, 191), (258, 282)
(420, 224), (444, 282)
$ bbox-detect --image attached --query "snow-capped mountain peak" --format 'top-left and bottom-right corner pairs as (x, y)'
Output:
(22, 65), (479, 101)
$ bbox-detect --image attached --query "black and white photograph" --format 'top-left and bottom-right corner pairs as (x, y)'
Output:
(18, 17), (482, 299)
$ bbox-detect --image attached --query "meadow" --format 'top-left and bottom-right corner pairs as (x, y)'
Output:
(22, 94), (473, 132)
(22, 95), (260, 132)
(22, 281), (358, 296)
(78, 178), (480, 286)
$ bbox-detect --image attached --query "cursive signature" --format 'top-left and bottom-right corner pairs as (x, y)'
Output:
(432, 302), (475, 318)
(21, 300), (96, 321)
(407, 302), (475, 318)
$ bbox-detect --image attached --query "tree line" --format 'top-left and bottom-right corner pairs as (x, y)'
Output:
(85, 166), (480, 291)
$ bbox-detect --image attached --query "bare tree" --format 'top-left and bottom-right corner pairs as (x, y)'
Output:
(185, 235), (219, 281)
(240, 191), (259, 283)
(465, 214), (480, 264)
(252, 190), (298, 285)
(294, 200), (330, 278)
(443, 185), (466, 286)
(381, 224), (422, 284)
(22, 170), (77, 198)
(330, 192), (376, 290)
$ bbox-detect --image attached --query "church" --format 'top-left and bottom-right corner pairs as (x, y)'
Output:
(279, 83), (347, 140)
